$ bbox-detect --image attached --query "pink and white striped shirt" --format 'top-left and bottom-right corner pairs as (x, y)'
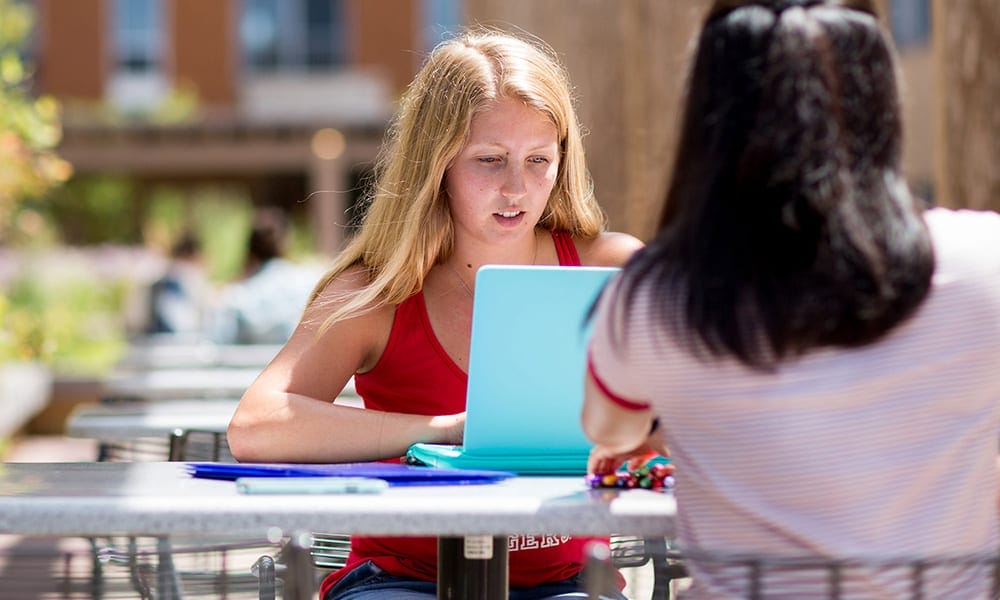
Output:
(589, 207), (1000, 598)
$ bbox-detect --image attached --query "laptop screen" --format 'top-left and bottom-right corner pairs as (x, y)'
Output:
(461, 265), (620, 455)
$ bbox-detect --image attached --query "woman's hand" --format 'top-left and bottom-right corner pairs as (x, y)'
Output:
(430, 411), (466, 445)
(587, 424), (669, 475)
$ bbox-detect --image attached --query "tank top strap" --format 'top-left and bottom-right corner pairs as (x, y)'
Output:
(550, 230), (581, 266)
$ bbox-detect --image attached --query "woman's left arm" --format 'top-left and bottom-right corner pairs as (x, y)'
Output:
(578, 230), (658, 473)
(582, 370), (666, 474)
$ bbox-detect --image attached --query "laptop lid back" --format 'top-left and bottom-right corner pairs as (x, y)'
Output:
(461, 265), (619, 456)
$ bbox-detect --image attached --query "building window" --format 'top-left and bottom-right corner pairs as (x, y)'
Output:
(109, 0), (167, 109)
(241, 0), (345, 72)
(112, 0), (164, 73)
(890, 0), (931, 48)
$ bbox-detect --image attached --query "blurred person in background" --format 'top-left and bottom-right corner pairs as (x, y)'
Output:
(209, 207), (319, 345)
(145, 231), (210, 337)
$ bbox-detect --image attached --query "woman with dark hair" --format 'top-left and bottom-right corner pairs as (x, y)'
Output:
(582, 0), (1000, 597)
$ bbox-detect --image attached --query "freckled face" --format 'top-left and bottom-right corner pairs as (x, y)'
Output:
(445, 97), (560, 244)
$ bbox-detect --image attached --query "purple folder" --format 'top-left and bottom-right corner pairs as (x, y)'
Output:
(186, 462), (515, 486)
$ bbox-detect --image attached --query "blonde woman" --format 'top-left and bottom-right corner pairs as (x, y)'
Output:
(228, 28), (642, 599)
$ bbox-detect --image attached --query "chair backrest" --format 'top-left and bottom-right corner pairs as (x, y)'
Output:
(96, 534), (279, 598)
(95, 429), (234, 463)
(309, 533), (351, 570)
(588, 536), (687, 600)
(97, 437), (175, 462)
(649, 550), (1000, 600)
(168, 429), (235, 462)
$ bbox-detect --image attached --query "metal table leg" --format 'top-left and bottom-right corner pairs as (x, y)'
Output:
(282, 533), (316, 600)
(437, 536), (508, 600)
(155, 536), (183, 600)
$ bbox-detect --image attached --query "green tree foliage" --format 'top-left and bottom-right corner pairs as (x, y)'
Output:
(44, 176), (141, 245)
(0, 273), (126, 372)
(0, 0), (71, 243)
(0, 1), (125, 373)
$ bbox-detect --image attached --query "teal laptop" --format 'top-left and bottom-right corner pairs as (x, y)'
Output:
(406, 265), (619, 475)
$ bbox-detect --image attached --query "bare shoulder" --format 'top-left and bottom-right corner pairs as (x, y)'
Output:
(295, 263), (394, 374)
(306, 263), (393, 327)
(312, 263), (370, 299)
(575, 231), (645, 268)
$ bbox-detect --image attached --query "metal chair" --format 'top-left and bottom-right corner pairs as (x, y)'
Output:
(584, 545), (1000, 600)
(0, 534), (279, 599)
(95, 428), (234, 463)
(97, 435), (176, 462)
(0, 535), (118, 599)
(253, 532), (351, 600)
(683, 550), (1000, 599)
(608, 535), (689, 599)
(88, 428), (277, 599)
(168, 428), (235, 462)
(582, 536), (688, 599)
(89, 535), (280, 599)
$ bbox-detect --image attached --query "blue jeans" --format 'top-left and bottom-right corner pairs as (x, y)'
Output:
(324, 560), (627, 600)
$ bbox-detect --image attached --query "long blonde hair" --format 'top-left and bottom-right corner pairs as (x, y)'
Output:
(310, 28), (606, 328)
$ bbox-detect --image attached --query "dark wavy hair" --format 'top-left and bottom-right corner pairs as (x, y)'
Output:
(611, 0), (934, 370)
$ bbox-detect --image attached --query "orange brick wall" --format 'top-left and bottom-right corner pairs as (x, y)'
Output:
(347, 0), (419, 96)
(35, 0), (106, 99)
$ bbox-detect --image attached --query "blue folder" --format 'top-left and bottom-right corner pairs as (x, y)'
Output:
(186, 462), (515, 486)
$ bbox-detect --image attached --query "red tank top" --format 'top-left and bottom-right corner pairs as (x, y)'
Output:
(320, 231), (597, 595)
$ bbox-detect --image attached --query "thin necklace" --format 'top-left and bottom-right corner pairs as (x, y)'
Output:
(449, 261), (475, 297)
(450, 232), (538, 297)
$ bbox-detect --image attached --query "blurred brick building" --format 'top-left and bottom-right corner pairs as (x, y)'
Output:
(27, 0), (951, 251)
(30, 0), (460, 254)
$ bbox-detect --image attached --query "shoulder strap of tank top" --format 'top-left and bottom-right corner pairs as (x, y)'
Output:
(551, 230), (581, 266)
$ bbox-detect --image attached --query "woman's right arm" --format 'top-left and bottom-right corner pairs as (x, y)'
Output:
(227, 267), (464, 463)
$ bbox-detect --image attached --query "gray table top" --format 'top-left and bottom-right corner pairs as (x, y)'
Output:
(0, 462), (675, 539)
(117, 342), (283, 370)
(101, 368), (357, 401)
(65, 399), (241, 438)
(66, 395), (363, 439)
(101, 367), (263, 401)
